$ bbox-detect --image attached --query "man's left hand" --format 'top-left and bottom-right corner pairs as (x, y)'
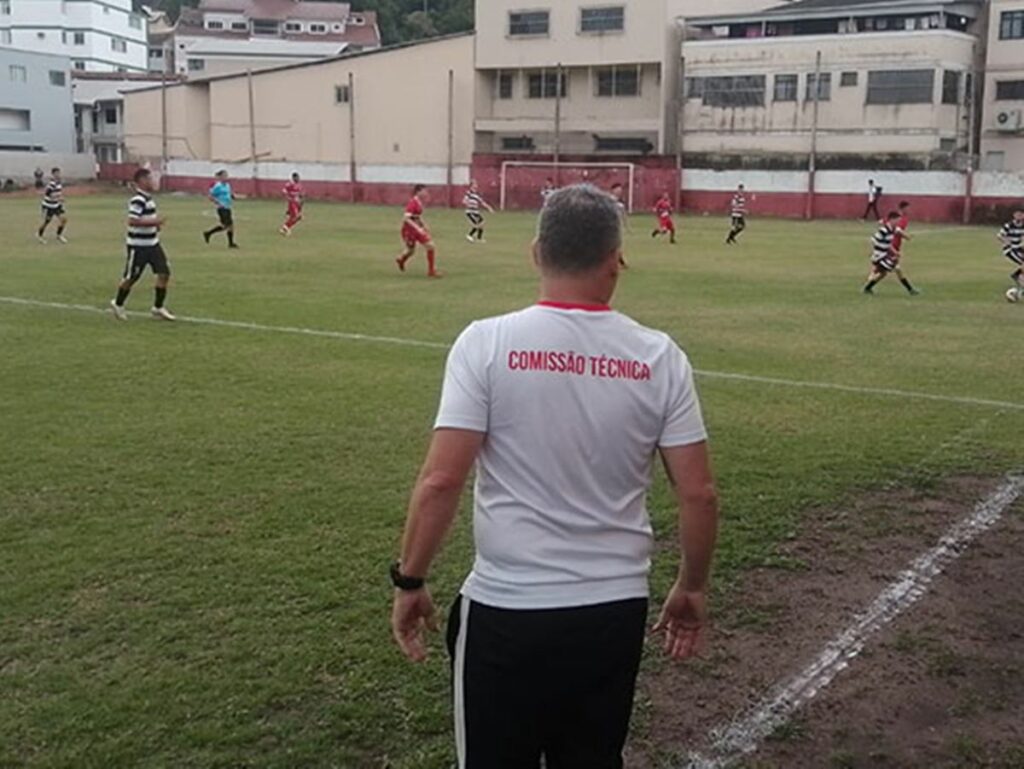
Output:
(391, 587), (438, 663)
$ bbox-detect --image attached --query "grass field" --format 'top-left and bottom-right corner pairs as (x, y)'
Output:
(1, 190), (1022, 769)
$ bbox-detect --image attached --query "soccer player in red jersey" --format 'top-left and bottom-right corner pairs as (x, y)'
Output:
(396, 184), (441, 278)
(279, 172), (304, 236)
(651, 192), (676, 244)
(889, 200), (920, 295)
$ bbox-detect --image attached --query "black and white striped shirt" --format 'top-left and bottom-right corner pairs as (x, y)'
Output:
(463, 191), (485, 213)
(42, 180), (63, 210)
(871, 222), (895, 261)
(731, 194), (747, 217)
(127, 191), (159, 247)
(999, 219), (1023, 254)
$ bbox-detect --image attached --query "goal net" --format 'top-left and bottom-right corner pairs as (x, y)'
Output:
(499, 161), (637, 212)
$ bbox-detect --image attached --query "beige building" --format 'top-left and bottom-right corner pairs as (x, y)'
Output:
(124, 33), (474, 176)
(980, 0), (1024, 169)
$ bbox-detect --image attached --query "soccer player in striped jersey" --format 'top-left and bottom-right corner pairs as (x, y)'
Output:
(725, 184), (747, 245)
(279, 172), (304, 236)
(651, 192), (676, 244)
(37, 168), (68, 244)
(862, 211), (918, 296)
(463, 180), (494, 243)
(110, 168), (175, 321)
(997, 208), (1024, 299)
(396, 185), (441, 278)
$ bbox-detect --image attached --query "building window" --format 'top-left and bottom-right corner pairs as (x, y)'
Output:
(0, 29), (10, 45)
(285, 22), (302, 32)
(806, 72), (831, 101)
(9, 64), (26, 82)
(939, 137), (956, 152)
(690, 75), (766, 108)
(596, 66), (640, 97)
(999, 10), (1024, 40)
(111, 37), (127, 53)
(104, 107), (118, 124)
(49, 70), (66, 86)
(840, 71), (858, 87)
(206, 20), (224, 30)
(73, 60), (86, 70)
(942, 70), (961, 104)
(129, 14), (142, 29)
(773, 74), (797, 102)
(498, 71), (514, 99)
(509, 10), (549, 37)
(996, 80), (1024, 100)
(149, 47), (163, 58)
(502, 136), (535, 151)
(252, 19), (279, 35)
(866, 69), (934, 105)
(309, 23), (327, 33)
(0, 107), (30, 130)
(0, 1), (10, 15)
(187, 58), (205, 71)
(580, 6), (624, 34)
(527, 70), (567, 99)
(334, 84), (350, 103)
(231, 22), (248, 31)
(73, 31), (85, 45)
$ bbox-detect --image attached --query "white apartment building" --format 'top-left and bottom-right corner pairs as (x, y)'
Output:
(0, 0), (148, 73)
(154, 0), (381, 78)
(980, 0), (1024, 169)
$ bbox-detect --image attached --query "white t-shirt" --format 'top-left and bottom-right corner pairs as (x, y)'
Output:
(434, 302), (707, 610)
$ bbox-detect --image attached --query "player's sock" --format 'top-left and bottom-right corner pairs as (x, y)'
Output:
(651, 230), (658, 238)
(426, 248), (437, 275)
(154, 286), (167, 309)
(862, 279), (879, 294)
(115, 287), (131, 306)
(56, 224), (65, 236)
(204, 226), (222, 243)
(1013, 269), (1023, 284)
(37, 224), (46, 237)
(477, 228), (485, 241)
(899, 277), (917, 294)
(227, 231), (236, 247)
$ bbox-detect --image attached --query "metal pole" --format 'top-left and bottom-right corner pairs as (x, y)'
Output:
(963, 63), (979, 225)
(553, 63), (562, 187)
(160, 72), (168, 170)
(675, 56), (685, 213)
(447, 68), (455, 208)
(247, 68), (258, 194)
(806, 50), (822, 221)
(348, 71), (357, 202)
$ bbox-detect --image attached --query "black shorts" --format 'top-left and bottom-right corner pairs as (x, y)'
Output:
(447, 595), (647, 769)
(465, 211), (484, 226)
(42, 204), (64, 220)
(217, 208), (234, 227)
(123, 244), (170, 281)
(872, 255), (897, 273)
(731, 215), (746, 228)
(1005, 248), (1024, 266)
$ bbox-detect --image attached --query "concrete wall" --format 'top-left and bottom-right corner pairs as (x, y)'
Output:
(0, 47), (75, 153)
(681, 30), (976, 158)
(122, 80), (211, 160)
(0, 150), (94, 182)
(980, 0), (1024, 171)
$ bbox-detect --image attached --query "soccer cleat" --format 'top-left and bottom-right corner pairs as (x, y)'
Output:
(395, 257), (407, 273)
(478, 239), (487, 244)
(203, 231), (212, 244)
(908, 288), (921, 296)
(279, 227), (288, 236)
(428, 271), (444, 279)
(466, 234), (475, 243)
(151, 306), (176, 321)
(110, 300), (128, 321)
(229, 243), (240, 249)
(57, 235), (68, 244)
(36, 234), (47, 244)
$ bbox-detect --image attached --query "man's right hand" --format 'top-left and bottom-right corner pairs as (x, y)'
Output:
(652, 582), (708, 661)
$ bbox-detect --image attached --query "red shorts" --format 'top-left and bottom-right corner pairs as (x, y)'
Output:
(287, 201), (302, 217)
(658, 215), (675, 232)
(402, 224), (430, 247)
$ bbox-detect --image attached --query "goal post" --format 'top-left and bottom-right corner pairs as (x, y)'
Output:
(499, 161), (637, 212)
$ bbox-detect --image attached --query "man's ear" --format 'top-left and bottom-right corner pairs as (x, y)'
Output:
(531, 239), (542, 270)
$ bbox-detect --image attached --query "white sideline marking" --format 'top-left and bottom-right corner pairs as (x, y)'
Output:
(2, 295), (1023, 412)
(683, 474), (1024, 769)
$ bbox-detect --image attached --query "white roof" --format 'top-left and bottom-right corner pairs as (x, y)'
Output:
(179, 36), (349, 57)
(71, 78), (161, 106)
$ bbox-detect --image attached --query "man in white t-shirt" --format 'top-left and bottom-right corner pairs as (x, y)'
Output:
(390, 184), (719, 768)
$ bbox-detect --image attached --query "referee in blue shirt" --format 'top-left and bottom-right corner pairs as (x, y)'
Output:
(203, 170), (239, 249)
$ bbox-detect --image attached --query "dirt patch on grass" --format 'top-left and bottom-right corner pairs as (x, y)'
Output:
(629, 475), (1023, 768)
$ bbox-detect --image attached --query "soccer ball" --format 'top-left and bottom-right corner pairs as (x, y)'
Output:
(1007, 288), (1022, 303)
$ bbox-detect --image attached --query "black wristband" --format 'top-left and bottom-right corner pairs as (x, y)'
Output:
(390, 561), (425, 591)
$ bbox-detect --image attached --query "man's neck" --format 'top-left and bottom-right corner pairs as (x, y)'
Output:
(539, 281), (613, 309)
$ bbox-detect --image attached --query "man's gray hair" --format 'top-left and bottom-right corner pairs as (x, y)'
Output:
(537, 184), (622, 274)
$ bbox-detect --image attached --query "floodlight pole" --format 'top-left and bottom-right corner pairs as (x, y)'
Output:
(447, 68), (455, 207)
(553, 62), (563, 187)
(675, 55), (685, 213)
(247, 68), (258, 195)
(348, 71), (357, 202)
(160, 71), (168, 171)
(806, 49), (822, 221)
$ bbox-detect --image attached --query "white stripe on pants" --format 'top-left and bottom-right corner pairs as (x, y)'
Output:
(453, 596), (471, 769)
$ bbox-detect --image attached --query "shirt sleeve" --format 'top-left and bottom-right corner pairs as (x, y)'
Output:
(658, 343), (708, 448)
(434, 323), (489, 433)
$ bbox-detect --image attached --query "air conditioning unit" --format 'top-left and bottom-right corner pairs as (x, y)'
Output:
(995, 109), (1023, 132)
